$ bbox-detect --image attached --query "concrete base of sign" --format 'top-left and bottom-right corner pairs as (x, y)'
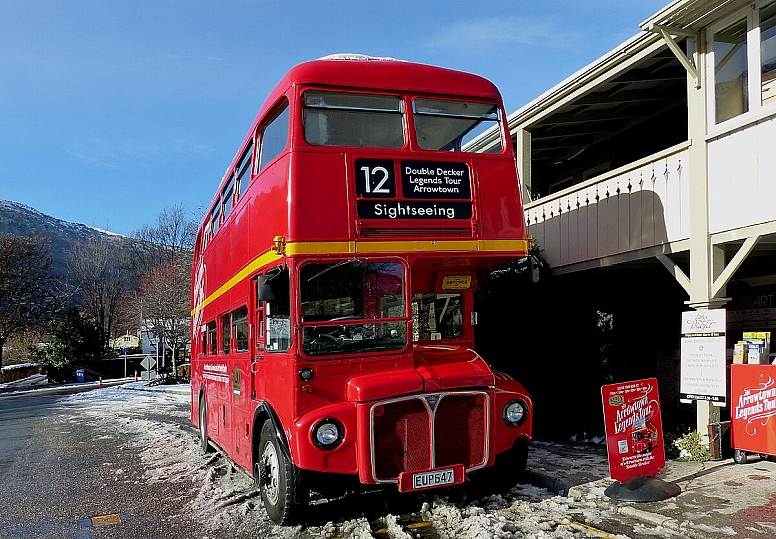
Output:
(604, 474), (681, 502)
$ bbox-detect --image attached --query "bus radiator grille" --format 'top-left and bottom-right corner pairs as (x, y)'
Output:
(373, 399), (431, 480)
(371, 393), (487, 482)
(433, 395), (486, 468)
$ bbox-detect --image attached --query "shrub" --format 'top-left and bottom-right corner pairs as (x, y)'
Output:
(674, 430), (713, 462)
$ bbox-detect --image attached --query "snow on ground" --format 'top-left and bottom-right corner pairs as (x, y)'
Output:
(0, 362), (37, 372)
(58, 385), (635, 538)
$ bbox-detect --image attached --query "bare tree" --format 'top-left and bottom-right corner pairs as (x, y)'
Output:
(139, 260), (191, 376)
(68, 236), (134, 354)
(0, 233), (60, 367)
(132, 203), (197, 272)
(130, 205), (196, 374)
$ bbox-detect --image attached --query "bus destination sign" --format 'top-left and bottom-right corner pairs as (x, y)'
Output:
(356, 159), (472, 220)
(357, 200), (472, 220)
(401, 161), (470, 199)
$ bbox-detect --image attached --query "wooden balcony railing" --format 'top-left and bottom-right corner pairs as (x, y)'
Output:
(524, 142), (691, 268)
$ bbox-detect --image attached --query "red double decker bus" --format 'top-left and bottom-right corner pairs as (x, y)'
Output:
(191, 55), (533, 524)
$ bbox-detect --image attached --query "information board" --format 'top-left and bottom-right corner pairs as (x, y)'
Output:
(680, 309), (727, 405)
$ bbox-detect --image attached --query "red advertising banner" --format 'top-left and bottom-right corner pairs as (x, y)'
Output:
(731, 364), (776, 456)
(601, 378), (666, 483)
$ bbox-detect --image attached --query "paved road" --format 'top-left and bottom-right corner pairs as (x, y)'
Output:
(0, 389), (212, 539)
(0, 387), (655, 539)
(0, 393), (62, 479)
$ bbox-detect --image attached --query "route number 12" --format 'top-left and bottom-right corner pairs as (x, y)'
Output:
(356, 159), (395, 198)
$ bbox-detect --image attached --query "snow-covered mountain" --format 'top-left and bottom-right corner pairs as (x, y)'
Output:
(0, 199), (124, 274)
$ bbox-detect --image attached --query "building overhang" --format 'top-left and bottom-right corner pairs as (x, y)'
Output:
(640, 0), (749, 32)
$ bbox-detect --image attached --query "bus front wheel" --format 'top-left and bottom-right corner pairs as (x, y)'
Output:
(256, 420), (306, 525)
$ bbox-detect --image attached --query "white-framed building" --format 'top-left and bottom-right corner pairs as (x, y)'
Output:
(109, 331), (140, 351)
(474, 0), (776, 441)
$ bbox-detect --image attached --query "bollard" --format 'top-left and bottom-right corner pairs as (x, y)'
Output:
(707, 421), (731, 460)
(134, 370), (138, 382)
(99, 376), (103, 389)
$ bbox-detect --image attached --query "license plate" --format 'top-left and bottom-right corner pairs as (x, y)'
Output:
(412, 468), (455, 489)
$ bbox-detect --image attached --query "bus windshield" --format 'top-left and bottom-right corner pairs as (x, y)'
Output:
(300, 260), (407, 357)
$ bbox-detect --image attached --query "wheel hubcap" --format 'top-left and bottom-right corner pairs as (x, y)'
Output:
(261, 441), (280, 505)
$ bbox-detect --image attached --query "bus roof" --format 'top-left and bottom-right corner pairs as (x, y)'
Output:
(267, 57), (503, 107)
(210, 58), (506, 217)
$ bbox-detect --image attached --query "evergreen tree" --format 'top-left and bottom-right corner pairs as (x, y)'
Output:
(41, 308), (102, 369)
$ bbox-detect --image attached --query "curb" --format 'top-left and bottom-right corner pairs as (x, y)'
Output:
(568, 478), (714, 539)
(120, 383), (190, 396)
(524, 470), (570, 495)
(0, 378), (133, 400)
(608, 501), (711, 539)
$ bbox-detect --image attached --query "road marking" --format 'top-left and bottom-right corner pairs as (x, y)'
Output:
(570, 520), (621, 538)
(80, 513), (124, 527)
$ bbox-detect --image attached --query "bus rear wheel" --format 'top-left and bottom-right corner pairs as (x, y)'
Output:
(198, 396), (209, 453)
(256, 420), (306, 525)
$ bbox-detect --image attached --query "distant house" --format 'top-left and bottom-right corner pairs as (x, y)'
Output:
(110, 332), (140, 350)
(140, 321), (190, 365)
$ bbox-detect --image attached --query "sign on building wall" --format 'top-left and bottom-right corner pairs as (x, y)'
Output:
(680, 309), (727, 406)
(601, 378), (666, 483)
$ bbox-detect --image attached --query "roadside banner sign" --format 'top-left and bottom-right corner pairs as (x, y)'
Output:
(731, 364), (776, 455)
(601, 378), (666, 483)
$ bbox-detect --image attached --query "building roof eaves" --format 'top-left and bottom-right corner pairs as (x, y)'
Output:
(505, 31), (660, 131)
(640, 0), (744, 31)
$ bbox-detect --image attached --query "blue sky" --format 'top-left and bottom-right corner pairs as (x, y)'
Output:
(1, 0), (668, 236)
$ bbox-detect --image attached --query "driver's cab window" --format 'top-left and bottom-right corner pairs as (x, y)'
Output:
(258, 268), (291, 352)
(412, 293), (463, 341)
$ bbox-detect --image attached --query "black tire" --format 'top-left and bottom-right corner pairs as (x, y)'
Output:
(734, 449), (748, 464)
(199, 396), (210, 453)
(256, 420), (306, 525)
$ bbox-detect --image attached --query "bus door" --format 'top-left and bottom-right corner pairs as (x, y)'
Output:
(251, 277), (267, 400)
(253, 268), (291, 407)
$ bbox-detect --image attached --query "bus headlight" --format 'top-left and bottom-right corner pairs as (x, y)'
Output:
(503, 400), (528, 427)
(313, 419), (344, 449)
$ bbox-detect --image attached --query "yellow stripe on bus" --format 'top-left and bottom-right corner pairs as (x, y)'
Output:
(287, 239), (530, 254)
(285, 241), (356, 255)
(191, 238), (529, 315)
(191, 250), (281, 316)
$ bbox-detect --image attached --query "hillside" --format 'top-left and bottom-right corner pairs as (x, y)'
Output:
(0, 200), (122, 274)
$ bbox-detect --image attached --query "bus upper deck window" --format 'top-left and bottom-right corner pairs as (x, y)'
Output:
(235, 142), (254, 200)
(413, 99), (502, 153)
(221, 178), (234, 221)
(303, 91), (404, 148)
(259, 105), (289, 171)
(210, 206), (220, 236)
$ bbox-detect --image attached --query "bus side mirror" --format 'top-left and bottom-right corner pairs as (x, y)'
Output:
(257, 276), (276, 302)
